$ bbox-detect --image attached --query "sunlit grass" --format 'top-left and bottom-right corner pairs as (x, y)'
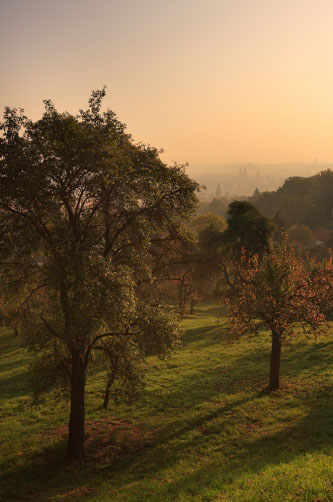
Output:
(1, 305), (333, 501)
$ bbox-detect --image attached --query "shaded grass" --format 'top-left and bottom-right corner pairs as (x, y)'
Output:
(0, 305), (333, 501)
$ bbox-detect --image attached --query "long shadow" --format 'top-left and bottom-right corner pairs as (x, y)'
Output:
(0, 333), (265, 500)
(145, 383), (333, 502)
(183, 304), (225, 318)
(140, 335), (333, 417)
(182, 323), (227, 347)
(0, 338), (271, 500)
(1, 327), (333, 500)
(108, 376), (333, 502)
(0, 393), (259, 501)
(19, 375), (333, 502)
(0, 369), (31, 400)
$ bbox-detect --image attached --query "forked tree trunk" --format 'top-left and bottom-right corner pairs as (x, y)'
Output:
(269, 331), (282, 391)
(67, 352), (86, 463)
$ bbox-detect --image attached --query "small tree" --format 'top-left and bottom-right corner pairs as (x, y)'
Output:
(288, 224), (316, 255)
(97, 302), (182, 409)
(226, 244), (331, 390)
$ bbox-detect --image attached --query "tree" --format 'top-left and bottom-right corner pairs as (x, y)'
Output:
(222, 201), (273, 260)
(226, 243), (331, 390)
(271, 210), (286, 247)
(191, 213), (227, 235)
(168, 214), (227, 313)
(198, 196), (230, 217)
(172, 213), (227, 312)
(287, 224), (316, 254)
(0, 90), (199, 462)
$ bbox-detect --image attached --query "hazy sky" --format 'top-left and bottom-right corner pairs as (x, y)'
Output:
(1, 0), (333, 173)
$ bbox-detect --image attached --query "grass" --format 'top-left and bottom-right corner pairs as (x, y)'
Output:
(1, 304), (333, 501)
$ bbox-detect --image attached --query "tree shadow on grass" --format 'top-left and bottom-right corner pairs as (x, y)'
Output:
(0, 393), (259, 502)
(0, 370), (32, 400)
(282, 339), (333, 375)
(2, 335), (333, 501)
(182, 323), (226, 347)
(102, 376), (333, 502)
(0, 335), (266, 501)
(144, 383), (333, 502)
(140, 334), (333, 420)
(2, 385), (333, 502)
(0, 341), (278, 501)
(183, 304), (225, 319)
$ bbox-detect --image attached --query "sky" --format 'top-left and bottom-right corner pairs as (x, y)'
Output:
(1, 0), (333, 175)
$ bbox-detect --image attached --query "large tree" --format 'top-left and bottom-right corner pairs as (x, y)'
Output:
(0, 90), (198, 462)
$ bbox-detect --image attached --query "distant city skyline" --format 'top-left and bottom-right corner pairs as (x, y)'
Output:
(189, 162), (332, 198)
(2, 1), (333, 170)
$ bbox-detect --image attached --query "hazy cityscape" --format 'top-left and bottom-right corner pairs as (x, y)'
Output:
(190, 162), (332, 199)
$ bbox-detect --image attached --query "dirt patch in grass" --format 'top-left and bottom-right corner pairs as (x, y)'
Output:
(85, 418), (153, 463)
(39, 418), (154, 464)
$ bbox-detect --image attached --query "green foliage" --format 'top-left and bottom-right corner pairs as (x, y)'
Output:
(190, 213), (227, 234)
(287, 224), (316, 253)
(222, 201), (274, 259)
(98, 336), (145, 405)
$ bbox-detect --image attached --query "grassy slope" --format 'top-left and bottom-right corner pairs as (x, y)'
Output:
(1, 305), (333, 502)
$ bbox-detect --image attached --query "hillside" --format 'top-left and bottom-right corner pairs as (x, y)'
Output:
(251, 169), (333, 231)
(1, 306), (333, 502)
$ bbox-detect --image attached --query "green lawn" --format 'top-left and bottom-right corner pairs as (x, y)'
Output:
(1, 305), (333, 502)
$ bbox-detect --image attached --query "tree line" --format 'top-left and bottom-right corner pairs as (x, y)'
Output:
(199, 169), (333, 257)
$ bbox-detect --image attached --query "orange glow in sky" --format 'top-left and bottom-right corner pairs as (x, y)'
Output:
(1, 0), (333, 174)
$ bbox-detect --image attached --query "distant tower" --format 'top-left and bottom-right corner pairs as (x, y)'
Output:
(215, 184), (222, 199)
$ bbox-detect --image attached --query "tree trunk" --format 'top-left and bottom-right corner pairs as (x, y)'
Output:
(190, 297), (195, 314)
(178, 278), (185, 313)
(67, 352), (86, 463)
(103, 374), (115, 410)
(269, 332), (281, 391)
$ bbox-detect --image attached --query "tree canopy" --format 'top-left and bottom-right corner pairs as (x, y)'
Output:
(222, 201), (273, 260)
